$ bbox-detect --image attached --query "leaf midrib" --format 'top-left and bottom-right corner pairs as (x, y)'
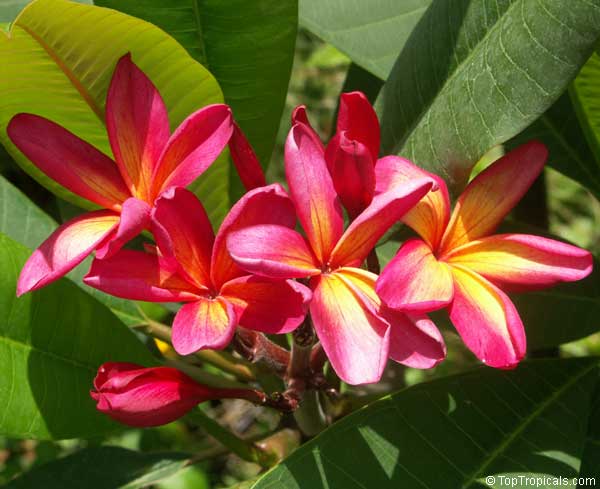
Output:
(460, 361), (598, 488)
(14, 6), (104, 122)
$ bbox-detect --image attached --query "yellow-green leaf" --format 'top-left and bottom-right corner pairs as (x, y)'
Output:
(0, 0), (229, 223)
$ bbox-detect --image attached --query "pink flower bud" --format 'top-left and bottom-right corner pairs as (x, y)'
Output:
(91, 362), (248, 427)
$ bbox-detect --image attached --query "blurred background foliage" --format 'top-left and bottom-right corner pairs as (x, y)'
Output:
(0, 23), (599, 488)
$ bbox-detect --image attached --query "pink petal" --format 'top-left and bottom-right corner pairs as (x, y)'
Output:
(84, 250), (201, 302)
(285, 123), (343, 264)
(324, 132), (375, 218)
(375, 156), (450, 250)
(229, 122), (267, 191)
(329, 177), (434, 267)
(382, 308), (446, 368)
(211, 184), (297, 287)
(221, 275), (311, 334)
(95, 197), (151, 260)
(151, 187), (214, 289)
(291, 105), (324, 151)
(376, 238), (454, 312)
(151, 104), (233, 196)
(445, 234), (593, 290)
(336, 91), (380, 161)
(449, 265), (526, 369)
(172, 296), (237, 355)
(17, 211), (119, 295)
(7, 114), (130, 210)
(310, 269), (390, 385)
(106, 54), (170, 201)
(227, 224), (321, 279)
(440, 141), (548, 252)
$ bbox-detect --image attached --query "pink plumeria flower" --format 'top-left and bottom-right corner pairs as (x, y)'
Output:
(226, 123), (446, 385)
(376, 142), (593, 368)
(84, 185), (311, 355)
(294, 91), (379, 219)
(8, 54), (236, 296)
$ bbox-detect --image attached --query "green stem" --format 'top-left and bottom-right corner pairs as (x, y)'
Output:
(165, 358), (250, 390)
(132, 318), (256, 382)
(186, 408), (277, 468)
(293, 390), (327, 437)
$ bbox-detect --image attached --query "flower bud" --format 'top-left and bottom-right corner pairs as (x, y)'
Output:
(91, 362), (252, 427)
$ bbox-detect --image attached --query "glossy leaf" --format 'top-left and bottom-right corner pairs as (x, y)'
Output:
(379, 0), (600, 194)
(0, 233), (154, 439)
(569, 51), (600, 198)
(299, 0), (431, 80)
(0, 0), (229, 223)
(252, 358), (598, 488)
(507, 92), (600, 201)
(0, 173), (161, 325)
(5, 447), (189, 489)
(579, 379), (600, 479)
(96, 0), (298, 187)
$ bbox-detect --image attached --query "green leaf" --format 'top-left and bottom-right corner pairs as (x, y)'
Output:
(0, 0), (229, 224)
(252, 358), (598, 489)
(580, 376), (600, 479)
(379, 0), (600, 193)
(0, 0), (92, 22)
(299, 0), (431, 80)
(507, 92), (600, 201)
(5, 447), (190, 489)
(0, 173), (162, 326)
(0, 232), (154, 439)
(569, 52), (600, 197)
(95, 0), (298, 192)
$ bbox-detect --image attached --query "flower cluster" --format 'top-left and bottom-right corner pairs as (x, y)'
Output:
(10, 55), (592, 426)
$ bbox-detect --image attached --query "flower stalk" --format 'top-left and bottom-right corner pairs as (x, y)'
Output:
(186, 408), (278, 468)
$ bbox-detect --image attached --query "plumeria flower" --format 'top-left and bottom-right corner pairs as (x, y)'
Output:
(84, 185), (311, 355)
(294, 91), (379, 219)
(226, 123), (446, 385)
(376, 142), (593, 368)
(91, 362), (267, 427)
(8, 54), (235, 295)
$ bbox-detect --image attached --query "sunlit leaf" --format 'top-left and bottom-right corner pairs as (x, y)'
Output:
(0, 233), (154, 439)
(252, 358), (598, 488)
(380, 0), (600, 194)
(0, 0), (229, 223)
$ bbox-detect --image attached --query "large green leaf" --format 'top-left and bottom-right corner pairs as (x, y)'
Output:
(252, 358), (598, 488)
(379, 0), (600, 193)
(0, 0), (92, 22)
(570, 52), (600, 197)
(507, 92), (600, 201)
(299, 0), (431, 80)
(0, 173), (161, 325)
(96, 0), (298, 184)
(0, 0), (229, 223)
(0, 232), (154, 440)
(5, 447), (190, 489)
(580, 376), (600, 479)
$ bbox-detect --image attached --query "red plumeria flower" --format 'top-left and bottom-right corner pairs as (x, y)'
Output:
(226, 123), (446, 385)
(8, 54), (236, 295)
(295, 91), (379, 219)
(91, 362), (264, 427)
(84, 185), (311, 355)
(376, 142), (593, 368)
